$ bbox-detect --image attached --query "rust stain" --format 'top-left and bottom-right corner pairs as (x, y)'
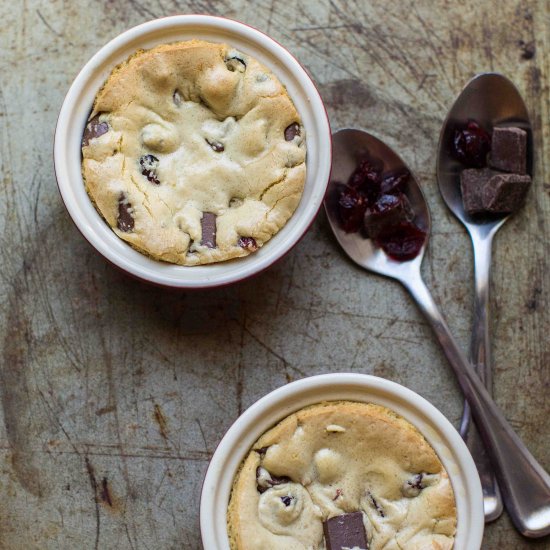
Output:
(1, 289), (44, 497)
(153, 403), (169, 441)
(100, 477), (113, 507)
(84, 457), (100, 550)
(95, 405), (116, 416)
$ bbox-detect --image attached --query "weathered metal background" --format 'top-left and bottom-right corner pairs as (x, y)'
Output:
(0, 1), (548, 548)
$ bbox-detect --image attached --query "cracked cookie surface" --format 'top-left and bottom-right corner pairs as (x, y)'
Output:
(227, 401), (457, 550)
(82, 40), (306, 265)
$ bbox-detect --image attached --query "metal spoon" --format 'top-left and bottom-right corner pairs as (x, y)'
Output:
(325, 128), (550, 538)
(436, 73), (534, 522)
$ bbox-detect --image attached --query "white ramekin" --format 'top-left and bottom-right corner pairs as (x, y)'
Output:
(54, 15), (331, 288)
(200, 373), (484, 549)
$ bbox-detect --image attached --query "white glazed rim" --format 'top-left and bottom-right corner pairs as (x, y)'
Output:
(200, 373), (484, 550)
(54, 15), (332, 288)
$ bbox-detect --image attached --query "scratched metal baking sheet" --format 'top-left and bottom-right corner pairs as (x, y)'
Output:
(0, 1), (548, 548)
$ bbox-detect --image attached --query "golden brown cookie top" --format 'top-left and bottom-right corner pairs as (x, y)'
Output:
(82, 40), (306, 265)
(228, 401), (457, 550)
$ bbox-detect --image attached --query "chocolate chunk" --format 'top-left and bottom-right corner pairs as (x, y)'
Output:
(206, 139), (224, 152)
(363, 193), (413, 239)
(460, 168), (497, 215)
(280, 496), (293, 506)
(284, 123), (301, 141)
(200, 212), (217, 248)
(238, 236), (258, 252)
(82, 115), (109, 147)
(117, 193), (134, 232)
(139, 154), (160, 184)
(482, 172), (531, 213)
(323, 512), (368, 550)
(489, 127), (527, 174)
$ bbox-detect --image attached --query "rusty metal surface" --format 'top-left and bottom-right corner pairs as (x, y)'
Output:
(0, 1), (548, 548)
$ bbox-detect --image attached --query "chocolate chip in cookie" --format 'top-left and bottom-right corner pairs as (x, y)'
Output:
(284, 122), (301, 142)
(117, 193), (134, 232)
(201, 212), (217, 248)
(139, 154), (160, 185)
(323, 512), (368, 550)
(82, 114), (109, 147)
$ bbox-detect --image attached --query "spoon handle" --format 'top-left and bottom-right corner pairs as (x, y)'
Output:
(401, 272), (550, 538)
(460, 231), (503, 522)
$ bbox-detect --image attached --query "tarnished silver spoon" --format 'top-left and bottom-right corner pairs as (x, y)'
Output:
(437, 73), (533, 522)
(325, 128), (550, 538)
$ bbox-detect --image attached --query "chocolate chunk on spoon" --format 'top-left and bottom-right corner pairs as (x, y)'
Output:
(201, 212), (217, 248)
(489, 127), (527, 174)
(323, 512), (368, 550)
(482, 172), (531, 213)
(82, 114), (109, 147)
(460, 168), (497, 215)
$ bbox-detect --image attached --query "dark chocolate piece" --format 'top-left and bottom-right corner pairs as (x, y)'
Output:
(201, 212), (217, 248)
(82, 115), (109, 147)
(482, 173), (531, 213)
(323, 512), (368, 550)
(489, 127), (527, 174)
(363, 193), (413, 239)
(460, 168), (497, 215)
(139, 154), (160, 185)
(117, 193), (134, 232)
(284, 123), (301, 142)
(280, 496), (293, 506)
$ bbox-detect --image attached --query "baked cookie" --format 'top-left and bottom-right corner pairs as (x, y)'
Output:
(228, 401), (457, 550)
(82, 40), (306, 265)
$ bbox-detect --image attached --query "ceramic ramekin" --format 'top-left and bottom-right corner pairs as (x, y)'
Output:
(200, 373), (484, 549)
(54, 15), (331, 288)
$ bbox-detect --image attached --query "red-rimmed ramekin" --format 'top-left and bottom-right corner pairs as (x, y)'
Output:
(54, 15), (331, 288)
(200, 373), (484, 549)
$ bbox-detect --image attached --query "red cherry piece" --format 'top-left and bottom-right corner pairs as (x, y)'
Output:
(452, 119), (491, 168)
(376, 222), (426, 261)
(337, 186), (367, 233)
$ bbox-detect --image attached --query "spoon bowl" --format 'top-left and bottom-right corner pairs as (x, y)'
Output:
(437, 73), (533, 228)
(325, 129), (429, 281)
